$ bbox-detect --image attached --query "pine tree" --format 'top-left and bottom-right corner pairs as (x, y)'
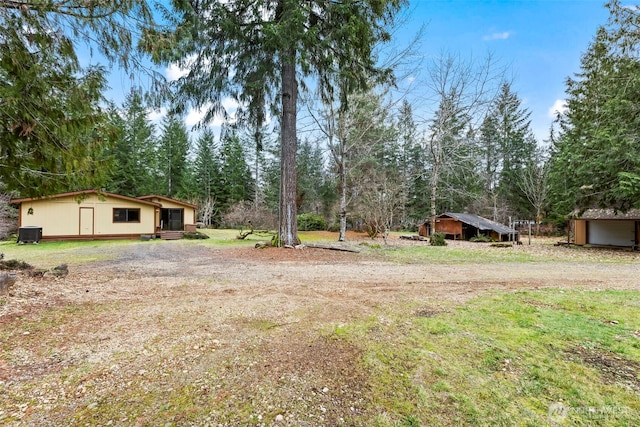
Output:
(396, 100), (425, 229)
(0, 1), (157, 196)
(296, 139), (329, 215)
(491, 83), (537, 219)
(158, 114), (191, 198)
(106, 90), (157, 197)
(218, 128), (254, 213)
(549, 3), (640, 216)
(0, 17), (114, 196)
(192, 129), (222, 226)
(476, 83), (538, 221)
(143, 0), (406, 246)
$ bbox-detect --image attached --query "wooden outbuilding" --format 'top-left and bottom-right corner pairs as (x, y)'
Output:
(420, 213), (519, 242)
(571, 209), (640, 250)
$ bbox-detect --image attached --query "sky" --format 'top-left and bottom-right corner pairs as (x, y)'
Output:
(397, 0), (611, 142)
(104, 0), (612, 144)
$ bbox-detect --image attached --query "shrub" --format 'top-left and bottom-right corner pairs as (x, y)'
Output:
(470, 235), (492, 243)
(429, 232), (447, 246)
(183, 231), (210, 240)
(364, 223), (378, 238)
(297, 213), (327, 231)
(327, 222), (340, 232)
(222, 201), (277, 230)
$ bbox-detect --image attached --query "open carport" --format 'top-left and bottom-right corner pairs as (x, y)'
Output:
(572, 209), (640, 250)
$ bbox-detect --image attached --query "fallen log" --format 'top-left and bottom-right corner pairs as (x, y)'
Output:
(305, 243), (361, 253)
(400, 235), (427, 241)
(490, 242), (513, 248)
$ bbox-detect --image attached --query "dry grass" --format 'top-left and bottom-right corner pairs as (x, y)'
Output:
(0, 232), (639, 425)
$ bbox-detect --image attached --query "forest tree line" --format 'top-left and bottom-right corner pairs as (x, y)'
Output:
(2, 1), (640, 239)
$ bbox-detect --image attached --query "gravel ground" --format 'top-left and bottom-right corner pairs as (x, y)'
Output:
(1, 236), (639, 425)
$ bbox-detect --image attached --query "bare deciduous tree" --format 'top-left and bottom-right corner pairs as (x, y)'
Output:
(517, 150), (550, 236)
(418, 52), (504, 235)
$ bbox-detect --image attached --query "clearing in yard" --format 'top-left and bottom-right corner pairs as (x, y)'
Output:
(0, 231), (639, 426)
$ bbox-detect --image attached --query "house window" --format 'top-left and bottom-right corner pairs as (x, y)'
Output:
(113, 208), (140, 223)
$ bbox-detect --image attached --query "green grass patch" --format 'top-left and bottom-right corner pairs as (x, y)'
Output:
(385, 244), (539, 264)
(335, 289), (640, 426)
(0, 239), (134, 266)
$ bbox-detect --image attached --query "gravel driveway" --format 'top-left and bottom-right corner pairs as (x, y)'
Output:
(1, 238), (639, 425)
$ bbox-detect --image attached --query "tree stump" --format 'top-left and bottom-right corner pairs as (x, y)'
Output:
(0, 272), (16, 295)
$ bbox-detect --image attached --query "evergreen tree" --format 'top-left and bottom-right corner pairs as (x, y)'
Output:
(476, 83), (537, 221)
(398, 100), (429, 227)
(339, 90), (398, 237)
(0, 1), (157, 196)
(297, 139), (334, 217)
(0, 17), (114, 195)
(106, 90), (157, 197)
(158, 114), (191, 198)
(492, 83), (537, 218)
(426, 89), (474, 233)
(549, 3), (640, 216)
(144, 0), (406, 246)
(193, 129), (222, 226)
(218, 128), (254, 213)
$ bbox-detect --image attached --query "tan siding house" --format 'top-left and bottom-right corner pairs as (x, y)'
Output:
(137, 195), (198, 232)
(10, 190), (197, 241)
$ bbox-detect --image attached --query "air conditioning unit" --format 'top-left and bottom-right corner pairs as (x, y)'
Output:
(18, 226), (43, 244)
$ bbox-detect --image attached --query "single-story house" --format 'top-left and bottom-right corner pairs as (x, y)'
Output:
(420, 213), (519, 242)
(572, 208), (640, 250)
(10, 190), (197, 241)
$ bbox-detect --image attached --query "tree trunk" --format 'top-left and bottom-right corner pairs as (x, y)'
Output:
(429, 166), (439, 237)
(279, 49), (300, 247)
(338, 143), (347, 242)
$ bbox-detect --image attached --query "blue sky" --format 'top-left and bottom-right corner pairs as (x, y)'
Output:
(402, 0), (611, 141)
(104, 1), (611, 143)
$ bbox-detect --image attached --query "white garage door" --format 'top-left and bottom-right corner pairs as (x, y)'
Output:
(588, 221), (635, 247)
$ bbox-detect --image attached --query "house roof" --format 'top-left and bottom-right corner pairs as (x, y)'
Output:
(573, 208), (640, 220)
(10, 190), (161, 207)
(437, 212), (518, 235)
(136, 195), (198, 209)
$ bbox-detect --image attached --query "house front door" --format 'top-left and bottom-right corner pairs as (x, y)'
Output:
(79, 207), (94, 236)
(161, 208), (184, 231)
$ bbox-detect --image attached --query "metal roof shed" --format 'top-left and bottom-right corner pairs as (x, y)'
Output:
(435, 213), (519, 242)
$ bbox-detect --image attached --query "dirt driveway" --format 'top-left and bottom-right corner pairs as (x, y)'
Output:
(1, 237), (639, 425)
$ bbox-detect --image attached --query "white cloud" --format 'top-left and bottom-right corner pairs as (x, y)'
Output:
(166, 55), (198, 81)
(184, 97), (240, 128)
(166, 63), (189, 81)
(146, 107), (167, 123)
(407, 76), (416, 85)
(483, 31), (511, 41)
(222, 97), (239, 111)
(185, 105), (210, 127)
(548, 99), (568, 118)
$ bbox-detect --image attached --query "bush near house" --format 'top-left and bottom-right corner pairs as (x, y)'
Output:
(297, 213), (327, 231)
(429, 232), (447, 246)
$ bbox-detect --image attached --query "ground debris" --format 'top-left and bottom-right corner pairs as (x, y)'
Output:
(565, 345), (640, 391)
(0, 272), (17, 294)
(400, 235), (427, 241)
(305, 244), (361, 253)
(0, 258), (33, 271)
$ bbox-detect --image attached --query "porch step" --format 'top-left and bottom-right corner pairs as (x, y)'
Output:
(160, 231), (184, 240)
